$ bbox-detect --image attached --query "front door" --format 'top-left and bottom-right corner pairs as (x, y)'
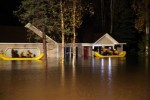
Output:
(84, 46), (89, 58)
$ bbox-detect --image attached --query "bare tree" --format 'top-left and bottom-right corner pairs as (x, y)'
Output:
(60, 0), (65, 64)
(72, 0), (76, 66)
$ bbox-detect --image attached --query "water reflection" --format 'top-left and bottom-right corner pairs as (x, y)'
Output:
(60, 63), (65, 87)
(0, 57), (150, 100)
(145, 57), (149, 73)
(108, 58), (112, 82)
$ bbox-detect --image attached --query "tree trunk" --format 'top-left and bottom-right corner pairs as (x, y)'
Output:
(110, 0), (113, 34)
(42, 27), (48, 66)
(145, 0), (149, 56)
(72, 0), (76, 66)
(25, 23), (48, 65)
(101, 0), (105, 32)
(60, 0), (65, 64)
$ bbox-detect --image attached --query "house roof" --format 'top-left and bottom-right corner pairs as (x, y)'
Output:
(94, 33), (119, 45)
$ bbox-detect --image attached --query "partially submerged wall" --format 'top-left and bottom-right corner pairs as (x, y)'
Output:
(0, 43), (58, 58)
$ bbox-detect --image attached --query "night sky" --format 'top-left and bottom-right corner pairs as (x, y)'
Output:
(0, 1), (22, 26)
(0, 0), (102, 43)
(0, 1), (28, 43)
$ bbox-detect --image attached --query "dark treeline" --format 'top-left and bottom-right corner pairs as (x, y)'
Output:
(0, 0), (148, 56)
(78, 0), (149, 56)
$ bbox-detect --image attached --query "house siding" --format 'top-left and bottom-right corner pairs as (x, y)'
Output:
(0, 33), (126, 58)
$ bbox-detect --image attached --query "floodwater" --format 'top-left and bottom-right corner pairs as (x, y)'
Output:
(0, 56), (150, 100)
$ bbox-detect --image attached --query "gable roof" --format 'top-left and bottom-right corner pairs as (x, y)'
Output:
(94, 33), (119, 45)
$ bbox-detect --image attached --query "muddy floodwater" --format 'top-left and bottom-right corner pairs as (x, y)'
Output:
(0, 57), (150, 100)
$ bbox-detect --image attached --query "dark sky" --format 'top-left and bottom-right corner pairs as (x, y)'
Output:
(0, 1), (21, 26)
(0, 1), (28, 43)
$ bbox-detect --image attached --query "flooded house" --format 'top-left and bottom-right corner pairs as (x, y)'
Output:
(0, 32), (126, 58)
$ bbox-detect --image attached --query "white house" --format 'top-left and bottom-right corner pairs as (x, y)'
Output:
(0, 33), (126, 58)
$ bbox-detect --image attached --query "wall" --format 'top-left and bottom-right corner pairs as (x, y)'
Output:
(0, 43), (58, 58)
(0, 43), (93, 58)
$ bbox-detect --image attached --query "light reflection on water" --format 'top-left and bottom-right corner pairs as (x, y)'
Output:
(0, 57), (149, 100)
